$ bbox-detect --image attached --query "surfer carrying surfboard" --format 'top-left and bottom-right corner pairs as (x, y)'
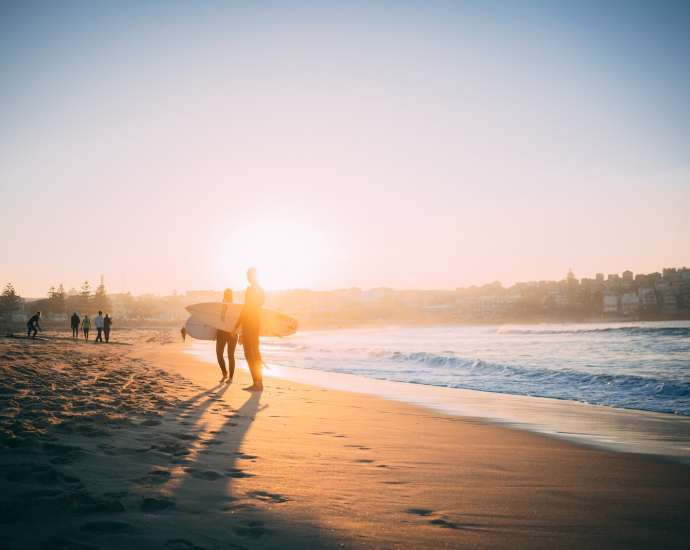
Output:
(217, 288), (239, 383)
(231, 267), (265, 392)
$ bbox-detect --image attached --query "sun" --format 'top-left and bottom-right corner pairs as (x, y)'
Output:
(215, 218), (327, 290)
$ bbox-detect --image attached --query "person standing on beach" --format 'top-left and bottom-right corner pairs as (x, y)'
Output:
(70, 312), (80, 339)
(217, 289), (239, 383)
(27, 311), (42, 339)
(103, 313), (112, 343)
(231, 268), (265, 392)
(180, 326), (186, 341)
(94, 311), (104, 343)
(82, 315), (91, 340)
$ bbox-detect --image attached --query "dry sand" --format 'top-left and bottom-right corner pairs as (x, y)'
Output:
(1, 329), (689, 549)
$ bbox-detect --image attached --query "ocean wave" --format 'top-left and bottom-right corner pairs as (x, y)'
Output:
(497, 325), (690, 337)
(262, 323), (690, 415)
(294, 348), (690, 415)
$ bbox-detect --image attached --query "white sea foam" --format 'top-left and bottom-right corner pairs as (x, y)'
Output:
(191, 320), (690, 416)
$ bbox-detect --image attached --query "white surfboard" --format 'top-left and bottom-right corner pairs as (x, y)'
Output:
(185, 302), (298, 337)
(184, 315), (217, 341)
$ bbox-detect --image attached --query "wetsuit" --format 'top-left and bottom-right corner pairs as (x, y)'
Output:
(71, 314), (80, 338)
(27, 315), (40, 338)
(216, 330), (238, 378)
(237, 284), (265, 382)
(103, 316), (112, 342)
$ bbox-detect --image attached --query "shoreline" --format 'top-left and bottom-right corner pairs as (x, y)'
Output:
(184, 341), (690, 466)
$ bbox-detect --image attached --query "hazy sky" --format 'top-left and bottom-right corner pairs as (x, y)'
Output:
(1, 0), (689, 296)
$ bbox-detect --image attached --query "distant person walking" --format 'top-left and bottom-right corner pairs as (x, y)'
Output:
(82, 315), (91, 340)
(217, 288), (239, 383)
(27, 311), (42, 339)
(231, 268), (265, 391)
(103, 314), (112, 343)
(70, 312), (80, 339)
(180, 326), (186, 341)
(94, 311), (104, 343)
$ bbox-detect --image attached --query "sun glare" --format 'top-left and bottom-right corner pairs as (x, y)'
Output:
(215, 219), (327, 290)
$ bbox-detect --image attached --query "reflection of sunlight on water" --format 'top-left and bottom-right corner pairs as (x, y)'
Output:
(266, 363), (285, 377)
(184, 340), (285, 377)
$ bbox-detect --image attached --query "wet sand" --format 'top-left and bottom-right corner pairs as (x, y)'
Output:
(1, 329), (689, 549)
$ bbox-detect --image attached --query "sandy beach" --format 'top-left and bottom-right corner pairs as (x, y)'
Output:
(1, 329), (689, 549)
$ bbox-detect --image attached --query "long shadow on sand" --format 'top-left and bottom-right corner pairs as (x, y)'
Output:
(0, 340), (346, 549)
(124, 381), (344, 548)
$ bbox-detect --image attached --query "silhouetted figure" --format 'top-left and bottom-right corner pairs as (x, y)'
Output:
(232, 268), (265, 391)
(70, 312), (80, 339)
(103, 313), (112, 342)
(27, 311), (42, 339)
(217, 288), (239, 383)
(82, 315), (91, 340)
(94, 311), (104, 343)
(180, 326), (186, 341)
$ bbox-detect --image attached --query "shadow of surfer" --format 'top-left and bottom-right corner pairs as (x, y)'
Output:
(231, 267), (266, 392)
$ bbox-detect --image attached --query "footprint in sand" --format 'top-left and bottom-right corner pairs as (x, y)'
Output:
(140, 469), (172, 485)
(141, 419), (161, 426)
(428, 518), (461, 529)
(141, 496), (175, 512)
(184, 468), (225, 481)
(406, 508), (433, 516)
(247, 490), (290, 503)
(235, 453), (258, 460)
(232, 520), (266, 539)
(404, 509), (465, 529)
(225, 468), (254, 478)
(172, 433), (196, 441)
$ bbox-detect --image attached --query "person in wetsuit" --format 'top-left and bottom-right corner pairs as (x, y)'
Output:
(103, 314), (112, 342)
(27, 311), (42, 338)
(231, 268), (265, 391)
(217, 288), (239, 383)
(70, 312), (80, 338)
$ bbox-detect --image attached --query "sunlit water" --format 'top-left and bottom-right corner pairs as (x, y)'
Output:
(224, 321), (690, 416)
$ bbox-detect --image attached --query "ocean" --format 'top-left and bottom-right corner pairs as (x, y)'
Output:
(254, 320), (690, 416)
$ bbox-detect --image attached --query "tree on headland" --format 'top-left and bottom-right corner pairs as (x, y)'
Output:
(93, 283), (112, 313)
(48, 284), (68, 317)
(46, 286), (56, 314)
(78, 281), (92, 312)
(0, 283), (22, 317)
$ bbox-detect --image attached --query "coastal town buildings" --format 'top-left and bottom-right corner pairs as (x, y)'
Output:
(4, 267), (690, 325)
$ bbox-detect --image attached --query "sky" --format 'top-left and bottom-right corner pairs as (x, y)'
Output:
(1, 0), (689, 297)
